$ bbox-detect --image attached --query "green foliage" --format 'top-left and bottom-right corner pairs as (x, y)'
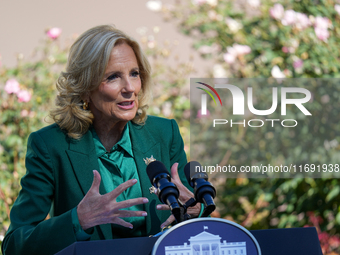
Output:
(160, 0), (340, 253)
(139, 29), (193, 155)
(0, 38), (68, 253)
(1, 1), (340, 253)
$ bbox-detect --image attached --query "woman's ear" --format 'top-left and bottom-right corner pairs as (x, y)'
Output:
(82, 92), (90, 103)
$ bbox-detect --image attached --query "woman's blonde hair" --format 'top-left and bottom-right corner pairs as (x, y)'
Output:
(50, 25), (152, 139)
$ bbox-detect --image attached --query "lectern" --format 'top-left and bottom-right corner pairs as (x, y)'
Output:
(56, 219), (322, 255)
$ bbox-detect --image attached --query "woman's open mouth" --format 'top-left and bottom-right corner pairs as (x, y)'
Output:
(117, 101), (135, 109)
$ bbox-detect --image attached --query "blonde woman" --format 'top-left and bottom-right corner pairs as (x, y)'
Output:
(2, 25), (200, 255)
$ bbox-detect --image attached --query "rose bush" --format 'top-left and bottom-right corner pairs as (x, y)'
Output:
(154, 0), (340, 253)
(0, 30), (67, 251)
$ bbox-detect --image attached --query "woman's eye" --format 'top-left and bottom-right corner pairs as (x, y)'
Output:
(107, 74), (119, 81)
(131, 71), (140, 77)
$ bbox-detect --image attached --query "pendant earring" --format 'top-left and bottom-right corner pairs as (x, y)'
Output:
(83, 101), (89, 110)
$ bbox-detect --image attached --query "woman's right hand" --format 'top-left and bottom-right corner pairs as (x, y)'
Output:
(77, 170), (149, 230)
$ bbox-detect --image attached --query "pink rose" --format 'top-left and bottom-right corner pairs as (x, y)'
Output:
(270, 4), (284, 20)
(224, 46), (237, 64)
(234, 44), (251, 55)
(314, 16), (330, 30)
(146, 1), (162, 11)
(314, 17), (330, 42)
(318, 232), (329, 242)
(223, 44), (251, 64)
(281, 10), (296, 26)
(335, 5), (340, 15)
(225, 18), (243, 33)
(283, 69), (292, 77)
(191, 0), (206, 5)
(271, 65), (285, 78)
(329, 235), (340, 248)
(295, 13), (311, 30)
(226, 46), (237, 56)
(20, 109), (29, 117)
(47, 27), (62, 39)
(314, 27), (329, 41)
(282, 46), (289, 53)
(17, 90), (32, 102)
(247, 0), (260, 8)
(4, 79), (20, 94)
(223, 52), (236, 64)
(293, 59), (303, 69)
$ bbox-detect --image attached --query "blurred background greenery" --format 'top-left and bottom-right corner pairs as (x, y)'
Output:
(1, 0), (340, 254)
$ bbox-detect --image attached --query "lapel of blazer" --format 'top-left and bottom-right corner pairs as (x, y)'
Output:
(65, 131), (113, 240)
(128, 121), (171, 235)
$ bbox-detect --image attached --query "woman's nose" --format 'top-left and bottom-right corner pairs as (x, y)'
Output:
(122, 78), (136, 93)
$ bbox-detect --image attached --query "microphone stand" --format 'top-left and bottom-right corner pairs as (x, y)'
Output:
(173, 198), (197, 224)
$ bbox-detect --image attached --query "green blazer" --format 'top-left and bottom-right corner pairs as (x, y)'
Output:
(2, 116), (189, 255)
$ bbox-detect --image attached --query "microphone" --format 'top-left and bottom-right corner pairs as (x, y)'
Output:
(146, 160), (181, 222)
(184, 161), (216, 217)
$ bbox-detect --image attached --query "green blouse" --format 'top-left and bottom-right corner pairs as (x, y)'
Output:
(72, 124), (146, 240)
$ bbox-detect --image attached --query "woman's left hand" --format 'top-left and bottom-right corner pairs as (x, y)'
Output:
(156, 163), (201, 229)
